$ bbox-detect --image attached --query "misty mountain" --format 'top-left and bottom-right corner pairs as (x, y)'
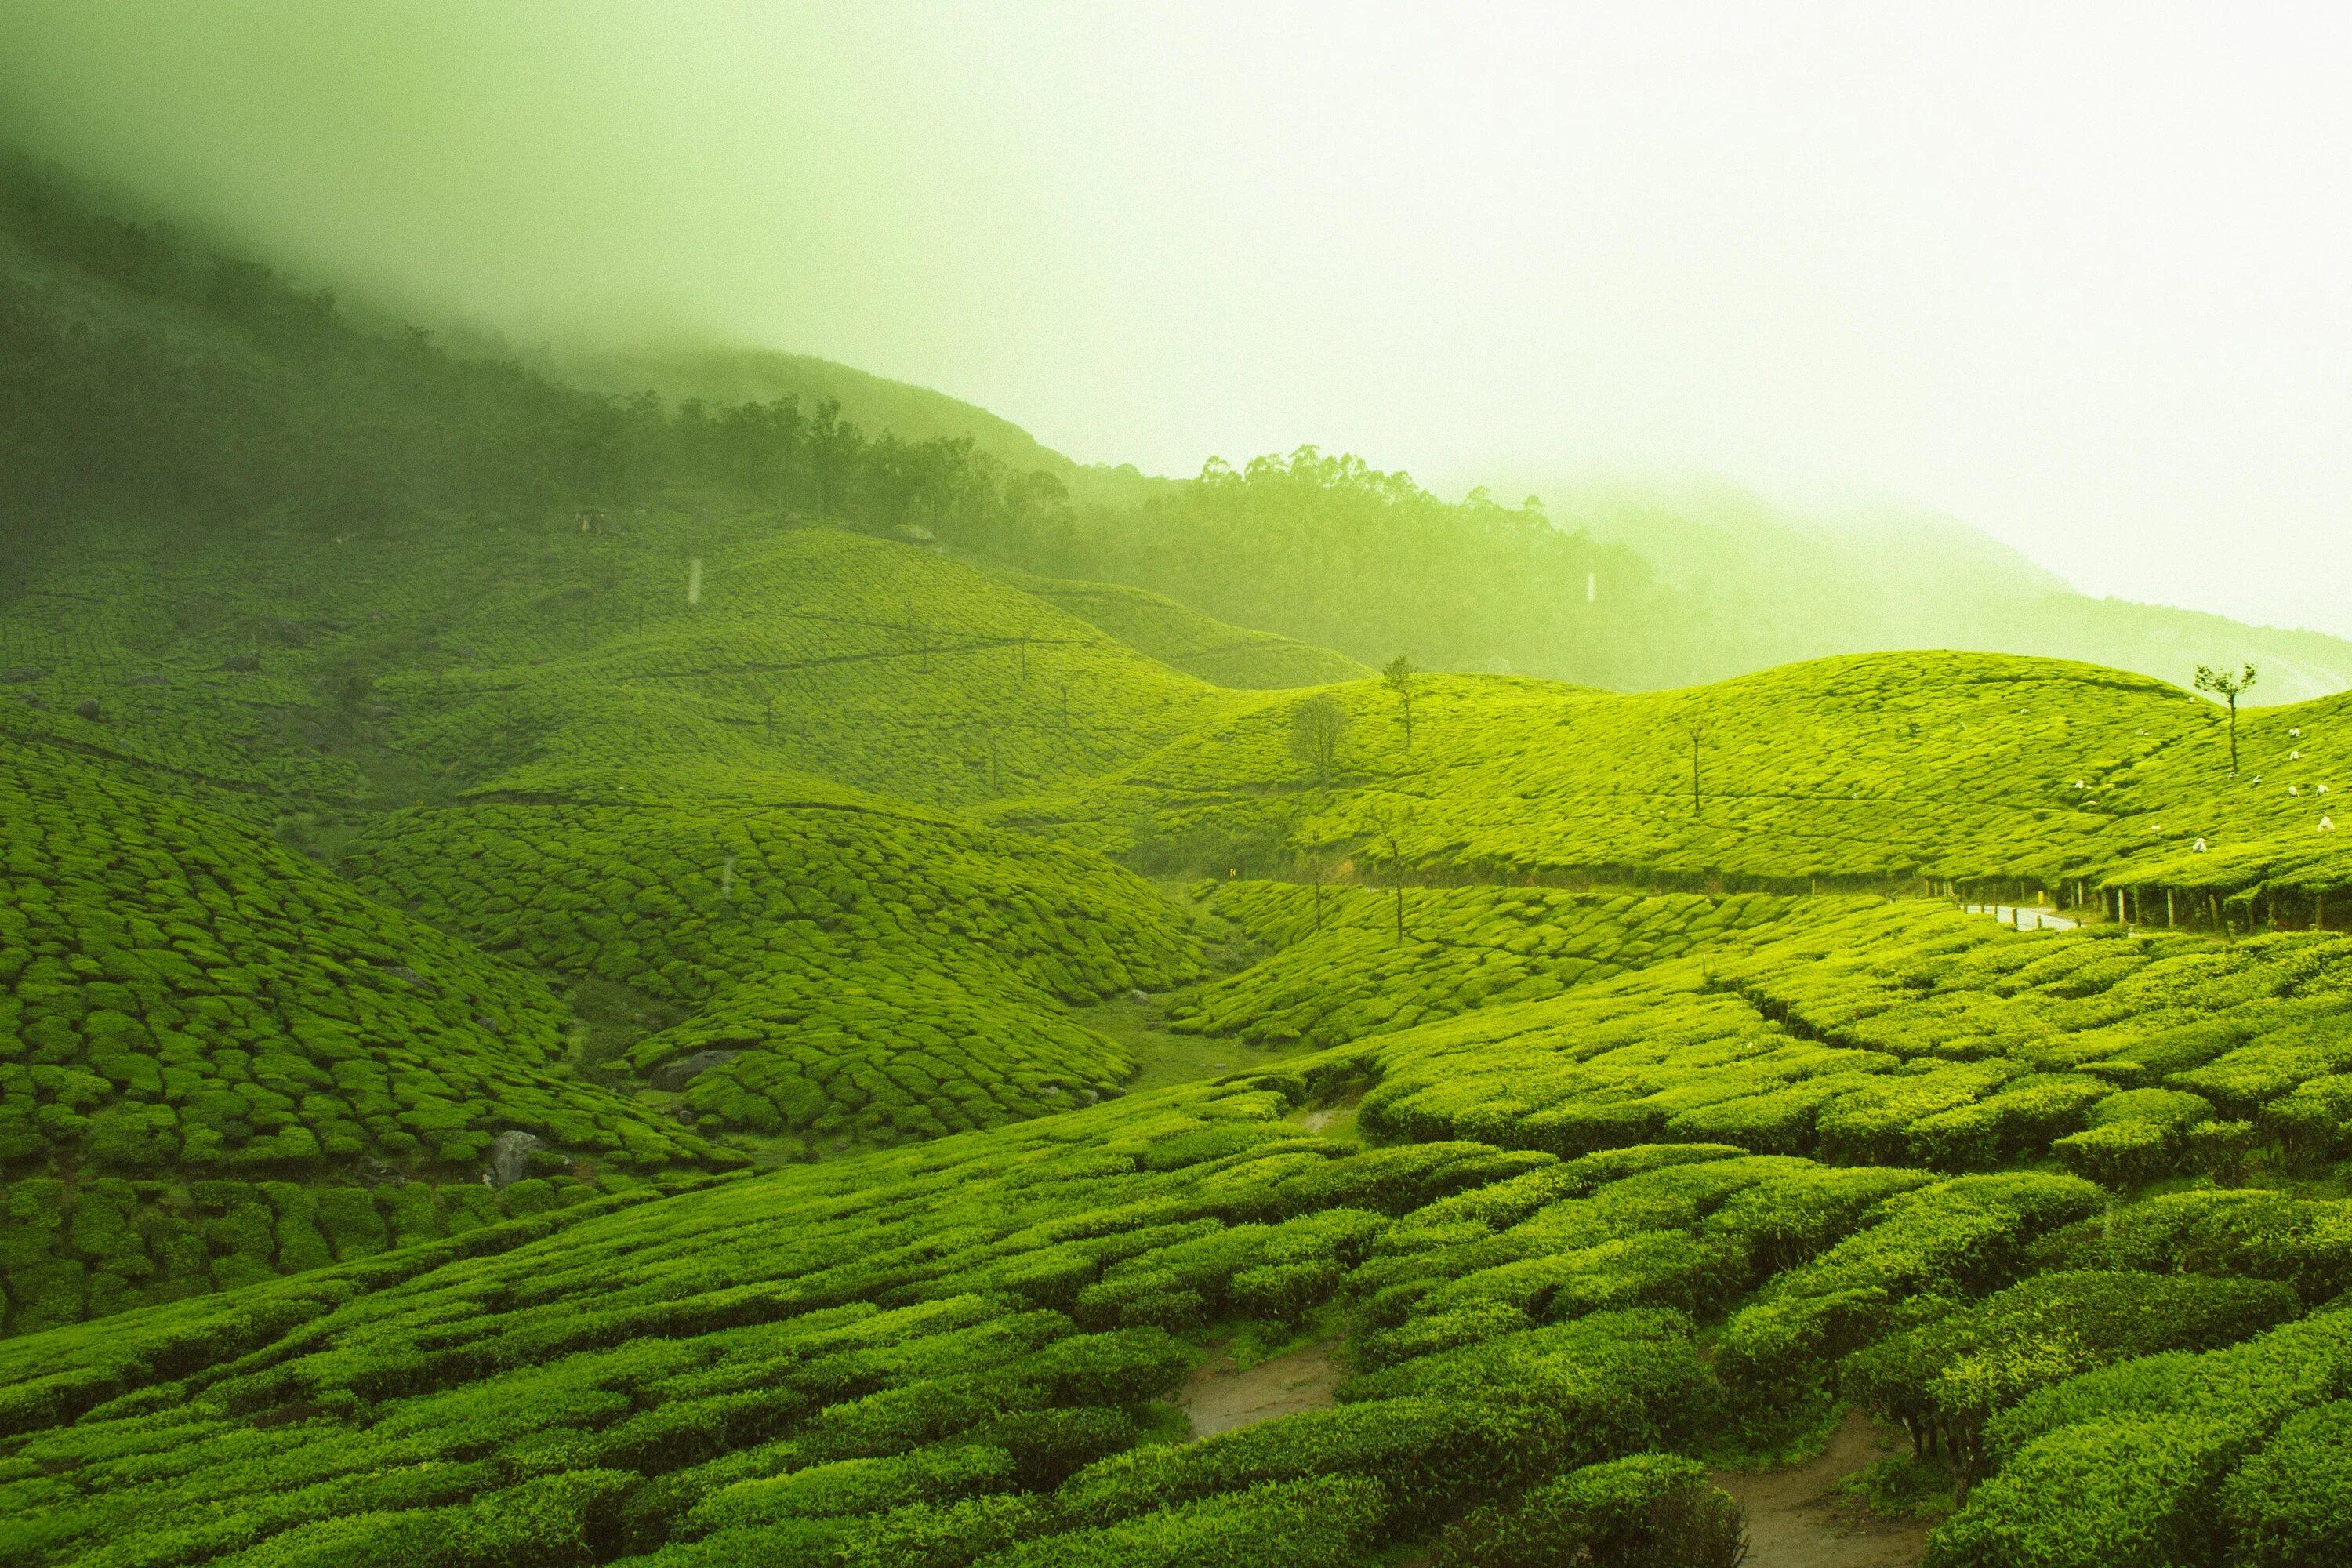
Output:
(5, 153), (2347, 702)
(562, 343), (1167, 513)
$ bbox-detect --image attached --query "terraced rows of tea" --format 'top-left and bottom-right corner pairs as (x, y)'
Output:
(342, 791), (1204, 1152)
(0, 517), (1266, 1333)
(996, 652), (2352, 902)
(982, 570), (1371, 691)
(1168, 882), (1802, 1048)
(6, 946), (2351, 1568)
(0, 742), (735, 1334)
(2, 518), (1248, 814)
(14, 506), (2352, 1563)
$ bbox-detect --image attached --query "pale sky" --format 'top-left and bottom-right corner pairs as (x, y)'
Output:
(5, 2), (2350, 635)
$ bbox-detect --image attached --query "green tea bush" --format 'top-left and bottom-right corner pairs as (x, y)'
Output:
(2027, 1188), (2352, 1305)
(1715, 1173), (2103, 1407)
(1927, 1307), (2352, 1568)
(1171, 884), (1796, 1047)
(2220, 1399), (2352, 1568)
(0, 746), (724, 1210)
(1429, 1453), (1746, 1568)
(1841, 1269), (2303, 1484)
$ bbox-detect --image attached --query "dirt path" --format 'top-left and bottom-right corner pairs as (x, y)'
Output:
(1176, 1340), (1345, 1439)
(1713, 1410), (1933, 1568)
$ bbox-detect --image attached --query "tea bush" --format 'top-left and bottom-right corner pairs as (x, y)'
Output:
(0, 746), (723, 1188)
(344, 792), (1202, 1142)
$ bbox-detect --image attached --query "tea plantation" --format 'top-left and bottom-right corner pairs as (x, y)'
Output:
(342, 790), (1204, 1151)
(0, 741), (737, 1334)
(1167, 882), (1805, 1048)
(996, 651), (2352, 906)
(19, 515), (2352, 1560)
(20, 161), (2352, 1566)
(982, 571), (1372, 691)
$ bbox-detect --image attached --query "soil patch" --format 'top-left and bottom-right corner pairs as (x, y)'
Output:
(1177, 1340), (1345, 1439)
(1713, 1410), (1934, 1568)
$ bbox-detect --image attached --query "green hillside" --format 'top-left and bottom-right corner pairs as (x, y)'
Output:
(8, 896), (2352, 1566)
(12, 160), (2352, 1567)
(0, 741), (737, 1334)
(343, 790), (1204, 1154)
(984, 570), (1370, 690)
(995, 649), (2352, 912)
(557, 345), (1167, 513)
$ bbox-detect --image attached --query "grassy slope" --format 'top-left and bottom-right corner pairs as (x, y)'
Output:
(993, 650), (2352, 902)
(343, 789), (1205, 1153)
(9, 184), (2352, 1563)
(982, 568), (1370, 691)
(0, 740), (737, 1335)
(0, 509), (1283, 1332)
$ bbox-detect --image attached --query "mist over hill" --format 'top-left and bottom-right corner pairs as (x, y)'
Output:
(14, 136), (2352, 1568)
(4, 145), (2343, 702)
(559, 339), (2352, 700)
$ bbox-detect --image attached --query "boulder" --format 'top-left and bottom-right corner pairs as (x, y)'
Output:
(223, 652), (262, 672)
(74, 698), (101, 722)
(487, 1130), (544, 1189)
(1, 666), (43, 684)
(650, 1048), (742, 1092)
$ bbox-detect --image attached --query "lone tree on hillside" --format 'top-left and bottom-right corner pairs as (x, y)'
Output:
(1678, 720), (1709, 816)
(1382, 655), (1421, 750)
(2194, 662), (2259, 774)
(1290, 695), (1348, 790)
(1297, 848), (1331, 931)
(1362, 800), (1416, 945)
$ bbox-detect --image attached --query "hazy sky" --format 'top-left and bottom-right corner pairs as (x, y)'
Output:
(5, 3), (2350, 635)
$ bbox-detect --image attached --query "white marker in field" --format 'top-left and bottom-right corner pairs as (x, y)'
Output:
(688, 558), (704, 607)
(1586, 571), (1596, 604)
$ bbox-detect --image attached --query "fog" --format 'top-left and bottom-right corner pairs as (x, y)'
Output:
(5, 2), (2350, 637)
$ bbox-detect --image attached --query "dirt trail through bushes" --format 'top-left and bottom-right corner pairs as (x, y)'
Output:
(1177, 1340), (1345, 1439)
(1714, 1410), (1933, 1568)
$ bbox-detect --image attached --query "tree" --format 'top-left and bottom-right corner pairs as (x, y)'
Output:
(1290, 695), (1348, 790)
(1677, 721), (1708, 815)
(1298, 849), (1330, 931)
(1381, 655), (1421, 750)
(2194, 663), (2259, 775)
(1363, 800), (1415, 946)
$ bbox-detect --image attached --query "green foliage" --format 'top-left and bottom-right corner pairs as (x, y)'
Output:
(22, 160), (2352, 1568)
(0, 745), (724, 1189)
(347, 787), (1199, 1142)
(1841, 1269), (2302, 1483)
(1926, 1307), (2352, 1568)
(1430, 1453), (1747, 1568)
(2220, 1399), (2352, 1568)
(1172, 883), (1794, 1048)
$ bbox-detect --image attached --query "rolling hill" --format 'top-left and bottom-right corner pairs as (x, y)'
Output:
(11, 158), (2352, 1568)
(992, 649), (2352, 913)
